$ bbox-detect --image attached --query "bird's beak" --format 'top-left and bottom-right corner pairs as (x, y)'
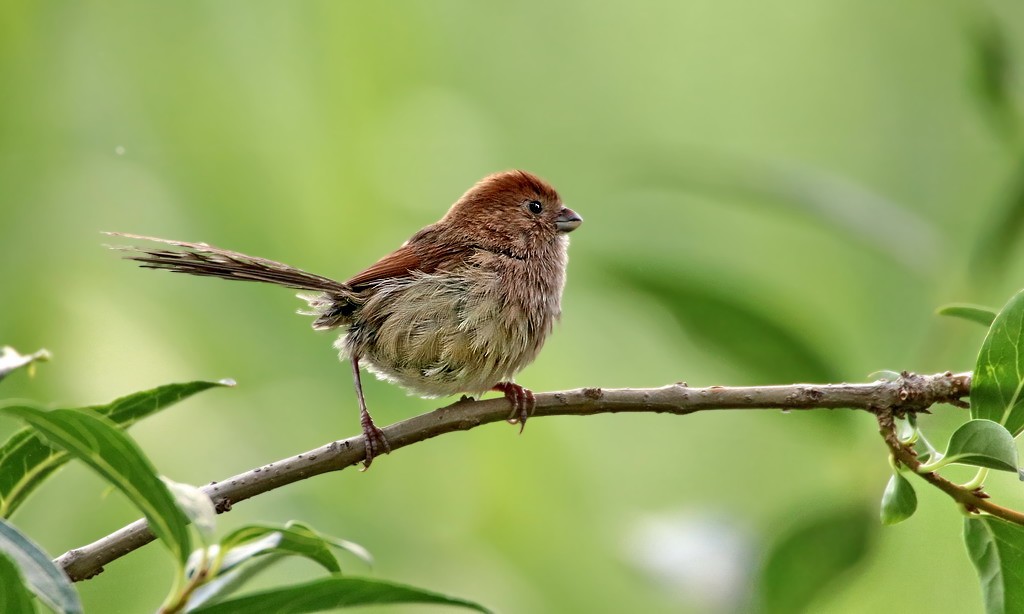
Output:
(555, 207), (583, 233)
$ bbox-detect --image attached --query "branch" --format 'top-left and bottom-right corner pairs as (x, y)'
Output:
(55, 372), (971, 582)
(875, 408), (1024, 525)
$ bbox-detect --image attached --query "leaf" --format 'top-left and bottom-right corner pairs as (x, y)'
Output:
(971, 155), (1024, 280)
(613, 266), (840, 384)
(0, 380), (232, 518)
(0, 406), (192, 565)
(218, 522), (343, 574)
(964, 517), (1024, 614)
(964, 9), (1023, 278)
(937, 304), (997, 327)
(88, 379), (235, 429)
(966, 12), (1020, 142)
(972, 290), (1024, 436)
(187, 522), (373, 610)
(189, 576), (491, 613)
(322, 536), (374, 568)
(895, 421), (914, 444)
(163, 479), (217, 541)
(0, 552), (34, 614)
(879, 473), (917, 525)
(628, 149), (939, 272)
(0, 517), (82, 613)
(187, 553), (285, 611)
(757, 507), (874, 613)
(941, 419), (1019, 472)
(0, 347), (50, 383)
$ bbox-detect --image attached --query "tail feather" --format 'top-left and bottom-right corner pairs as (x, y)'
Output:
(298, 292), (359, 330)
(105, 232), (350, 294)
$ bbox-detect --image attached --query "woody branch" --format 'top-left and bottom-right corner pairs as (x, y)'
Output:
(55, 371), (972, 582)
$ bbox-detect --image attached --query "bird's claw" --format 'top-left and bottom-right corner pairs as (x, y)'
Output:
(360, 418), (391, 470)
(493, 382), (536, 433)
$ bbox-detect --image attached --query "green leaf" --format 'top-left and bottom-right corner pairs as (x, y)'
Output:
(321, 536), (374, 568)
(0, 517), (82, 613)
(940, 419), (1019, 472)
(964, 517), (1024, 614)
(0, 380), (231, 518)
(0, 347), (50, 383)
(972, 290), (1024, 436)
(879, 473), (917, 525)
(187, 553), (285, 610)
(895, 417), (917, 444)
(757, 507), (874, 613)
(0, 552), (35, 614)
(88, 379), (235, 428)
(0, 411), (56, 519)
(937, 304), (997, 327)
(613, 266), (840, 384)
(971, 155), (1024, 281)
(218, 522), (344, 574)
(187, 522), (373, 610)
(189, 576), (490, 613)
(0, 406), (192, 565)
(966, 12), (1020, 143)
(628, 150), (939, 272)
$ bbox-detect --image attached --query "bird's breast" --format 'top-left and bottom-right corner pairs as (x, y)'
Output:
(342, 244), (567, 397)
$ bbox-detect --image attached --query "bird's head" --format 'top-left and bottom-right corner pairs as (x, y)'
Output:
(442, 170), (582, 258)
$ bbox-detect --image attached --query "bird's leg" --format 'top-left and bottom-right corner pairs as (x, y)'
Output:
(351, 356), (390, 469)
(492, 382), (536, 434)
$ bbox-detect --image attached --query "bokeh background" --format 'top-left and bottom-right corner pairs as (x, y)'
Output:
(3, 1), (1024, 612)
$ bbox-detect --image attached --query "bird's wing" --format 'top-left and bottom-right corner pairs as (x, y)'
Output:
(346, 229), (467, 289)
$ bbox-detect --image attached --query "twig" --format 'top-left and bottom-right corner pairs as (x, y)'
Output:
(875, 408), (1024, 525)
(54, 372), (971, 582)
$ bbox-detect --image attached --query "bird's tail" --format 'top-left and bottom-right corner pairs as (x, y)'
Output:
(105, 232), (355, 328)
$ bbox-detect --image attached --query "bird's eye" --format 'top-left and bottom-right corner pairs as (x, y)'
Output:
(527, 200), (543, 214)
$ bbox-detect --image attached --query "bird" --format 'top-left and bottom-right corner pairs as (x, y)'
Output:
(107, 170), (582, 468)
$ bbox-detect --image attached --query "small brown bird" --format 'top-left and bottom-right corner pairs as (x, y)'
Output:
(108, 170), (582, 467)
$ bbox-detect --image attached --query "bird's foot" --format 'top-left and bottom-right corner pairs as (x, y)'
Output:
(492, 382), (535, 433)
(360, 414), (391, 470)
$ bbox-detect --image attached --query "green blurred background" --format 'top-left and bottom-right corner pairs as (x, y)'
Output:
(3, 1), (1024, 612)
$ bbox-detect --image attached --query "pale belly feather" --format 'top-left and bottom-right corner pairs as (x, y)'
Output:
(337, 258), (563, 398)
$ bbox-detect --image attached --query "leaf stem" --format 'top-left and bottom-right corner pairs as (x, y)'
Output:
(917, 456), (951, 473)
(877, 409), (1024, 526)
(161, 546), (210, 614)
(962, 468), (990, 491)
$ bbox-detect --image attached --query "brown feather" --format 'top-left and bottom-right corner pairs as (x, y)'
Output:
(346, 244), (428, 289)
(105, 232), (349, 293)
(345, 227), (468, 289)
(105, 170), (580, 468)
